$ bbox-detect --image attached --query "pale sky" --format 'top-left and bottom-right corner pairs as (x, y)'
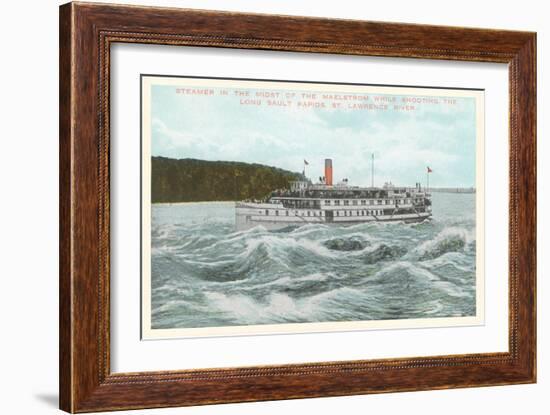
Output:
(149, 79), (478, 188)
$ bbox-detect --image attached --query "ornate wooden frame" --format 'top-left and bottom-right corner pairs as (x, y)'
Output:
(59, 2), (536, 412)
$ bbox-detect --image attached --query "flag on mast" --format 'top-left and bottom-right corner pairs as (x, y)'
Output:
(304, 159), (309, 165)
(427, 166), (433, 173)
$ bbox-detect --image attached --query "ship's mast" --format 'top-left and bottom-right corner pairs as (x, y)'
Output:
(426, 166), (432, 192)
(370, 153), (374, 187)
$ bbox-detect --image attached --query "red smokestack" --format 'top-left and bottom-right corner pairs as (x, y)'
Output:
(325, 159), (333, 186)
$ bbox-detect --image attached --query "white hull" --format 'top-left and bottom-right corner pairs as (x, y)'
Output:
(235, 202), (431, 231)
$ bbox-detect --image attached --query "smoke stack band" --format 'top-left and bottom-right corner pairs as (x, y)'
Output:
(325, 158), (333, 186)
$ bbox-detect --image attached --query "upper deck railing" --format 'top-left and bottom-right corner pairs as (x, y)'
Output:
(269, 186), (429, 201)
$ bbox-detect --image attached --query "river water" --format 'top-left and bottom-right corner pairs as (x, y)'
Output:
(150, 193), (477, 330)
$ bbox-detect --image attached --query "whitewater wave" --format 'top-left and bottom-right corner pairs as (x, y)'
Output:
(414, 227), (474, 260)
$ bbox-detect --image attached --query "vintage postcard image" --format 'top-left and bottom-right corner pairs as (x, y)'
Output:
(141, 75), (484, 339)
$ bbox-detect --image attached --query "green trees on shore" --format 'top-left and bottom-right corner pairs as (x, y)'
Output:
(151, 157), (302, 203)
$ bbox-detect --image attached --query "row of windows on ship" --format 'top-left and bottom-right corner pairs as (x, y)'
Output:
(323, 198), (413, 206)
(276, 198), (420, 207)
(258, 209), (388, 217)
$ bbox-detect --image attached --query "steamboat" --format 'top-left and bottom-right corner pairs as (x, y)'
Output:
(235, 159), (432, 231)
